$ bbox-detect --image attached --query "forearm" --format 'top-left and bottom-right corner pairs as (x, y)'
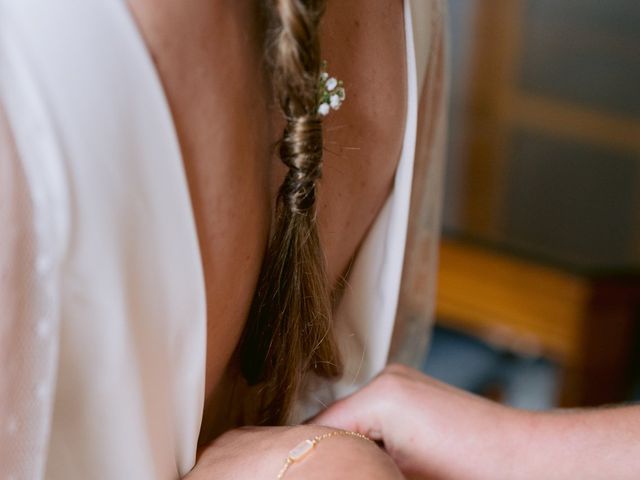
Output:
(312, 365), (640, 480)
(512, 405), (640, 479)
(189, 425), (403, 480)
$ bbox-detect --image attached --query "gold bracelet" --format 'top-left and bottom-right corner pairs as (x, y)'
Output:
(276, 430), (374, 479)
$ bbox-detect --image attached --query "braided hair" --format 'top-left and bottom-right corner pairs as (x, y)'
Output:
(239, 0), (342, 425)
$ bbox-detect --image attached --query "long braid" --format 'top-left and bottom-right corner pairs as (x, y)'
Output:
(239, 0), (342, 425)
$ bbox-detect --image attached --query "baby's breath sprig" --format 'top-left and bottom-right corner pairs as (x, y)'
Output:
(317, 61), (346, 117)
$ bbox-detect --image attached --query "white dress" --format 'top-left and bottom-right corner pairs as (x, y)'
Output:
(0, 0), (448, 478)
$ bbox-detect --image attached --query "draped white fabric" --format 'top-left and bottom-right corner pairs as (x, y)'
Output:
(0, 0), (447, 478)
(0, 1), (207, 477)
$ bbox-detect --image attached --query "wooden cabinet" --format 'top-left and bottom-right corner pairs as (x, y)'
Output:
(438, 0), (640, 405)
(437, 238), (640, 405)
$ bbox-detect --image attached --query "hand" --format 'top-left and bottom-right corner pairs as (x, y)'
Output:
(311, 364), (527, 480)
(187, 425), (405, 480)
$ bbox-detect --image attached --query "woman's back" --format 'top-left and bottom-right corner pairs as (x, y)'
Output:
(127, 0), (408, 405)
(0, 0), (446, 477)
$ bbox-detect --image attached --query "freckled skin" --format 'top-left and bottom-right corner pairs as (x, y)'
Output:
(126, 0), (406, 421)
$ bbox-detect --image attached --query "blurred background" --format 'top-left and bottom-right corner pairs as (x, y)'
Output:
(422, 0), (640, 409)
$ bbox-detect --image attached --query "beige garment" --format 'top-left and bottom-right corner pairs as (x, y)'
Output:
(391, 0), (449, 366)
(0, 90), (51, 480)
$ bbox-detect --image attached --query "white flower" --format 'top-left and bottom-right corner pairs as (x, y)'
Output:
(317, 103), (330, 116)
(317, 62), (345, 118)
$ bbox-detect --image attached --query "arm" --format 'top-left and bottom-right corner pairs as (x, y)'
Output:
(519, 406), (640, 479)
(312, 364), (640, 479)
(188, 425), (404, 480)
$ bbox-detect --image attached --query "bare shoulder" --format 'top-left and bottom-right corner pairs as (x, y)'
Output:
(315, 0), (408, 286)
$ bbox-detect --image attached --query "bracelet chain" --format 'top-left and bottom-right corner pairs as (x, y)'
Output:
(276, 430), (374, 479)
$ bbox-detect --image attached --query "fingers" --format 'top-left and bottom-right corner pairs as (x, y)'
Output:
(309, 365), (410, 442)
(309, 389), (371, 434)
